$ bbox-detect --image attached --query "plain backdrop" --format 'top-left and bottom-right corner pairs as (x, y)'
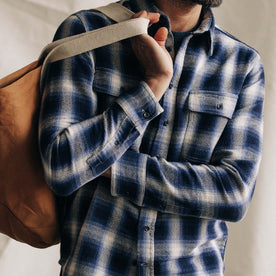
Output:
(0, 0), (275, 275)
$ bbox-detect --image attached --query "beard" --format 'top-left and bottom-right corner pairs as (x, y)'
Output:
(189, 0), (223, 7)
(154, 1), (223, 8)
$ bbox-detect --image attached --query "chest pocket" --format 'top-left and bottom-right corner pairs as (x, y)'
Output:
(182, 91), (238, 163)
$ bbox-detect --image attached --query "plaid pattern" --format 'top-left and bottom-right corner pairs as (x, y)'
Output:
(39, 0), (265, 275)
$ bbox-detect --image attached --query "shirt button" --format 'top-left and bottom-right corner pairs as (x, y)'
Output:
(144, 226), (150, 232)
(114, 140), (120, 146)
(169, 83), (174, 89)
(143, 111), (151, 119)
(163, 120), (169, 126)
(217, 103), (223, 109)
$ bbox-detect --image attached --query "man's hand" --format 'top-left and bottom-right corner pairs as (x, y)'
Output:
(131, 11), (173, 101)
(100, 12), (172, 180)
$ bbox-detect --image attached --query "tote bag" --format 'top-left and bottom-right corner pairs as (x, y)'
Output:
(0, 3), (148, 248)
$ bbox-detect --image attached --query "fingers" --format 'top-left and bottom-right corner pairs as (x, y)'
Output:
(131, 10), (160, 24)
(154, 27), (168, 47)
(130, 11), (173, 101)
(131, 11), (168, 47)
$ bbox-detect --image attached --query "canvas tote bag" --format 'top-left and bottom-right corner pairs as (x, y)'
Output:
(0, 3), (149, 248)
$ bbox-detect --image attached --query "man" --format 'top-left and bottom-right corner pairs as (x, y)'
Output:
(39, 0), (265, 275)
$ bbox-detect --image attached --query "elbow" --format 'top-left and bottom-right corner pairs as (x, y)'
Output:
(223, 203), (249, 222)
(46, 174), (79, 197)
(49, 182), (77, 197)
(40, 130), (80, 197)
(222, 185), (255, 223)
(219, 159), (258, 222)
(40, 153), (79, 196)
(40, 143), (78, 197)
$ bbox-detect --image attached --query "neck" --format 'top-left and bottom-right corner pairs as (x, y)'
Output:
(154, 0), (202, 32)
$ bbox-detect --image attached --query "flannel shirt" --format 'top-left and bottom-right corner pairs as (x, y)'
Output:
(39, 0), (265, 275)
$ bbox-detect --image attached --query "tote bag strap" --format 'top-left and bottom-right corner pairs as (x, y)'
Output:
(38, 3), (136, 61)
(40, 3), (148, 82)
(95, 2), (134, 22)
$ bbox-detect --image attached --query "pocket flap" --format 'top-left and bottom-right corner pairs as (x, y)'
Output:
(188, 91), (238, 119)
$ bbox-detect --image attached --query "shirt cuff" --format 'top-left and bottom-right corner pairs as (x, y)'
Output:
(116, 81), (164, 134)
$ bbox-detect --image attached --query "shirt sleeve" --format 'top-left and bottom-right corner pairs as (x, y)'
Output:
(111, 53), (265, 222)
(39, 14), (163, 196)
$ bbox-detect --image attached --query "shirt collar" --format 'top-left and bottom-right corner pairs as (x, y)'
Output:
(121, 0), (215, 56)
(193, 8), (215, 56)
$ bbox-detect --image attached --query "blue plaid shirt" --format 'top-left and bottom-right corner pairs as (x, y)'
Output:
(39, 0), (265, 275)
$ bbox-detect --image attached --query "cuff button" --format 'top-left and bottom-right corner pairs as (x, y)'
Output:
(143, 111), (151, 119)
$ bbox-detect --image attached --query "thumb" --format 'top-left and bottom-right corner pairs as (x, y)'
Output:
(154, 27), (168, 47)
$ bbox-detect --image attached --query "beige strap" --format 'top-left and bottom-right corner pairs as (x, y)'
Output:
(95, 2), (134, 22)
(40, 3), (148, 82)
(43, 18), (148, 64)
(38, 3), (135, 62)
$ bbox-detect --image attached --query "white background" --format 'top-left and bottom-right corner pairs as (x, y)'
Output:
(0, 0), (275, 275)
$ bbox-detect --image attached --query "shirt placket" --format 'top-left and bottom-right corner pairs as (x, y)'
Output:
(150, 35), (192, 160)
(137, 208), (157, 276)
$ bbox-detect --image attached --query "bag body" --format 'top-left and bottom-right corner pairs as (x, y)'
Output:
(0, 61), (60, 248)
(0, 3), (148, 248)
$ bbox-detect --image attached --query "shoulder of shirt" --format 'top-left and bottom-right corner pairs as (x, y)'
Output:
(214, 24), (261, 60)
(71, 8), (114, 29)
(53, 8), (113, 42)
